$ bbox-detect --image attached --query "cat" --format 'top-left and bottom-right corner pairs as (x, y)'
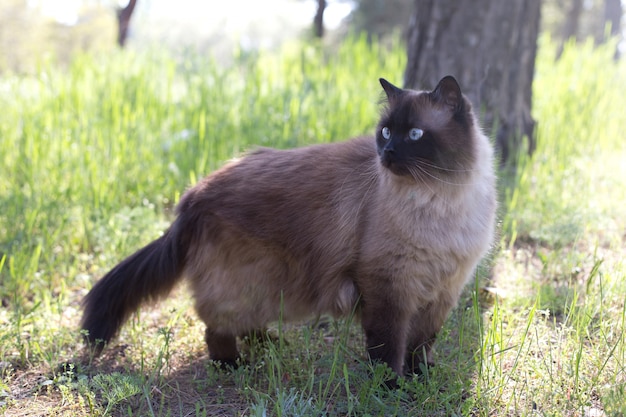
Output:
(81, 75), (496, 382)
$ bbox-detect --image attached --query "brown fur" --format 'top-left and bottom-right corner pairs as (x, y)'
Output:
(81, 76), (496, 380)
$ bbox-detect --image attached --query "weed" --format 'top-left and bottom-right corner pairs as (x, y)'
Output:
(1, 35), (625, 415)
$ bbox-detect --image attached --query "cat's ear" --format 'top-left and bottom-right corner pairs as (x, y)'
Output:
(379, 78), (404, 101)
(431, 75), (464, 114)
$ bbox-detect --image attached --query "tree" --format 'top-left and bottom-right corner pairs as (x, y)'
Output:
(556, 0), (583, 58)
(117, 0), (137, 47)
(546, 0), (623, 60)
(602, 0), (622, 40)
(348, 0), (413, 40)
(600, 0), (622, 59)
(313, 0), (326, 38)
(404, 0), (541, 165)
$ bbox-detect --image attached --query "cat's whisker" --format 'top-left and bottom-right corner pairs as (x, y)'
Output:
(406, 165), (436, 194)
(414, 158), (476, 173)
(413, 161), (473, 187)
(407, 163), (438, 188)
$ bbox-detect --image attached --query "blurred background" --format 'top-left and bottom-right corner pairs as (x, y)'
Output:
(1, 0), (623, 74)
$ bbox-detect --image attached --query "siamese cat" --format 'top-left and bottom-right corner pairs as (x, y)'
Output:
(81, 76), (496, 381)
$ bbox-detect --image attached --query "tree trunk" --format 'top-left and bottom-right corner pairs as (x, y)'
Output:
(314, 0), (326, 38)
(117, 0), (138, 48)
(602, 0), (622, 59)
(404, 0), (541, 165)
(603, 0), (622, 37)
(557, 0), (583, 59)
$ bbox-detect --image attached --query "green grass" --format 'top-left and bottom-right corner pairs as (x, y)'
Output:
(1, 35), (625, 416)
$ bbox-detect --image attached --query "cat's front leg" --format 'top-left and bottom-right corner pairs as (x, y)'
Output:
(360, 298), (410, 380)
(205, 328), (240, 367)
(404, 297), (453, 375)
(404, 320), (437, 375)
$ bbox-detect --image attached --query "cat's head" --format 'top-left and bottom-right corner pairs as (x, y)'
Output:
(376, 76), (478, 184)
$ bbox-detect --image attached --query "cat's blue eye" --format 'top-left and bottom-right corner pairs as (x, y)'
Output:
(382, 127), (391, 140)
(409, 128), (424, 141)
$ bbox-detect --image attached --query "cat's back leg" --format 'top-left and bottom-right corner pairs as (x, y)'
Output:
(205, 328), (239, 367)
(359, 289), (410, 378)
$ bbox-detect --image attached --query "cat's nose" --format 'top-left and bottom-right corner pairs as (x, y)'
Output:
(383, 143), (395, 154)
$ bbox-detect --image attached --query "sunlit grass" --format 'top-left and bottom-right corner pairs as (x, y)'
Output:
(0, 35), (625, 415)
(492, 36), (626, 416)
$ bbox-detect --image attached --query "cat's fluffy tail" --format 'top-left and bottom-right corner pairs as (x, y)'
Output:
(81, 225), (187, 350)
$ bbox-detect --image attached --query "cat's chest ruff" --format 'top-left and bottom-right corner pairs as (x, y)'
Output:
(379, 181), (491, 259)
